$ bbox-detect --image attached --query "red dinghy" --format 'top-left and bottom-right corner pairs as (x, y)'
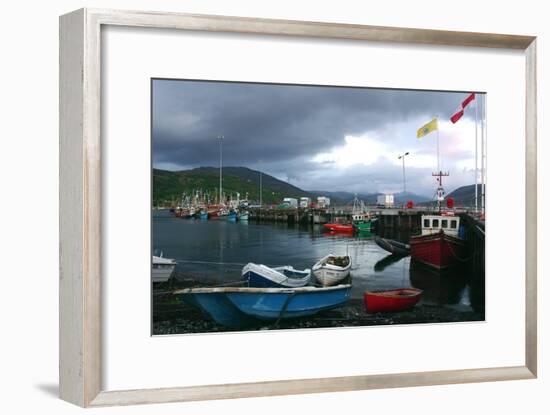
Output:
(363, 288), (423, 313)
(323, 223), (354, 232)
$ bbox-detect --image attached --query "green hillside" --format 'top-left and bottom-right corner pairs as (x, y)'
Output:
(153, 167), (314, 206)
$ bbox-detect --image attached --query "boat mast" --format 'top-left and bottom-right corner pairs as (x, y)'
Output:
(259, 171), (262, 207)
(474, 97), (479, 212)
(432, 170), (449, 212)
(218, 135), (224, 205)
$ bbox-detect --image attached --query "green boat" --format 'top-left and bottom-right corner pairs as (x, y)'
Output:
(353, 220), (372, 231)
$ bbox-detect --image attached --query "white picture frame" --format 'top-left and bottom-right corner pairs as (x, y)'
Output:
(59, 8), (537, 407)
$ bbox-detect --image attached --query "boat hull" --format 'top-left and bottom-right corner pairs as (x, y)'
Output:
(176, 285), (351, 327)
(364, 288), (422, 313)
(181, 292), (259, 328)
(312, 267), (350, 286)
(312, 255), (351, 286)
(323, 223), (353, 232)
(410, 232), (466, 269)
(374, 236), (410, 256)
(152, 264), (175, 283)
(226, 285), (351, 320)
(353, 221), (372, 231)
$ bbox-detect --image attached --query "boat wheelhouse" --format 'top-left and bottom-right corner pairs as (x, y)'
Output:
(420, 214), (461, 237)
(410, 213), (465, 270)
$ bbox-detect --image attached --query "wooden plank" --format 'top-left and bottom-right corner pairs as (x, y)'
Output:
(524, 40), (537, 376)
(59, 9), (85, 407)
(59, 8), (102, 407)
(92, 8), (534, 49)
(90, 366), (534, 407)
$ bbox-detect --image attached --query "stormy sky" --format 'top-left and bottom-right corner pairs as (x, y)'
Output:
(152, 79), (485, 197)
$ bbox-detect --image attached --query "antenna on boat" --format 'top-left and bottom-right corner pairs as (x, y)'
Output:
(432, 170), (449, 212)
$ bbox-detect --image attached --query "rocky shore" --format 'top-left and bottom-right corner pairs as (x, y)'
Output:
(152, 272), (484, 335)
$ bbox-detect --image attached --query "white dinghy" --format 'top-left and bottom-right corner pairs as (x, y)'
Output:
(312, 254), (351, 286)
(152, 255), (176, 283)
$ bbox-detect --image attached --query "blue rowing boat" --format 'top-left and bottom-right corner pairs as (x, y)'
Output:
(242, 263), (311, 288)
(176, 285), (351, 328)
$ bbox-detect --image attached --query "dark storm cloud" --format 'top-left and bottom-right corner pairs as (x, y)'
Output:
(152, 79), (481, 194)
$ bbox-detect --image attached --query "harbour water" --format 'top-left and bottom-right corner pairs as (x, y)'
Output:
(152, 210), (485, 334)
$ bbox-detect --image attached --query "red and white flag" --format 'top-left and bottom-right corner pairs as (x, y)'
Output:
(450, 93), (475, 123)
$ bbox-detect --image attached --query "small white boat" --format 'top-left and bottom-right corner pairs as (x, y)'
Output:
(312, 254), (351, 286)
(242, 263), (311, 288)
(152, 255), (176, 283)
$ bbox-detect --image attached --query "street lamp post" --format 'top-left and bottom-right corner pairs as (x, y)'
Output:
(398, 152), (410, 194)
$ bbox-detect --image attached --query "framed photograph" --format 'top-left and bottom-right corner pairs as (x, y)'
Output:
(59, 8), (537, 407)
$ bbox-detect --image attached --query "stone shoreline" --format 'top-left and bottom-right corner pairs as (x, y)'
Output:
(152, 273), (484, 335)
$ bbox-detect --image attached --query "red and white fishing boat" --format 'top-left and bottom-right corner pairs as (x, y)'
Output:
(410, 213), (466, 269)
(410, 171), (466, 269)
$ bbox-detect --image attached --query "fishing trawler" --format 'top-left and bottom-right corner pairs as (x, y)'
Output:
(410, 172), (466, 269)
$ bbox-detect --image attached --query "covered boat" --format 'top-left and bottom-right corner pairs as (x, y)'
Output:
(152, 255), (176, 283)
(374, 236), (410, 256)
(312, 254), (351, 286)
(364, 288), (422, 313)
(410, 214), (466, 269)
(242, 263), (311, 288)
(176, 285), (351, 328)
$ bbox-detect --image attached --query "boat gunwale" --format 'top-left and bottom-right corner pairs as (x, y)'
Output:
(410, 231), (465, 245)
(174, 284), (351, 295)
(312, 254), (352, 272)
(364, 288), (423, 298)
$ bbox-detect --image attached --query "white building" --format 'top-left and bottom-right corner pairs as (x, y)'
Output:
(377, 194), (394, 207)
(317, 196), (331, 208)
(283, 197), (298, 208)
(299, 197), (311, 208)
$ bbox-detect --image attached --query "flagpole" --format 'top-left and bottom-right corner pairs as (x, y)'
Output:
(436, 116), (440, 173)
(474, 96), (479, 213)
(218, 135), (223, 205)
(481, 94), (486, 215)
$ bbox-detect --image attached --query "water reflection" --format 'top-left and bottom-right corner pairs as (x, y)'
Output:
(409, 260), (468, 306)
(153, 213), (484, 311)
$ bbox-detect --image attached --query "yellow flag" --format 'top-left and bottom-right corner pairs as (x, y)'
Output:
(417, 118), (438, 138)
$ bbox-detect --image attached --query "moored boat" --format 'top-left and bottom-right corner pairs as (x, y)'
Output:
(242, 263), (311, 288)
(176, 285), (351, 327)
(152, 255), (176, 283)
(238, 211), (249, 221)
(199, 210), (209, 220)
(353, 220), (372, 232)
(363, 288), (423, 313)
(410, 214), (466, 269)
(323, 223), (353, 232)
(312, 254), (351, 286)
(374, 236), (410, 256)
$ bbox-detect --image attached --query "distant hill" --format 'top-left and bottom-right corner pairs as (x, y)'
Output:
(153, 167), (314, 205)
(154, 166), (438, 207)
(445, 184), (483, 207)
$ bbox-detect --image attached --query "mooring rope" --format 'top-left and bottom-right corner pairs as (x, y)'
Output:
(174, 259), (247, 267)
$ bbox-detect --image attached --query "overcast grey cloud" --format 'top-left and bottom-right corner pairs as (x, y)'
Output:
(152, 79), (484, 196)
